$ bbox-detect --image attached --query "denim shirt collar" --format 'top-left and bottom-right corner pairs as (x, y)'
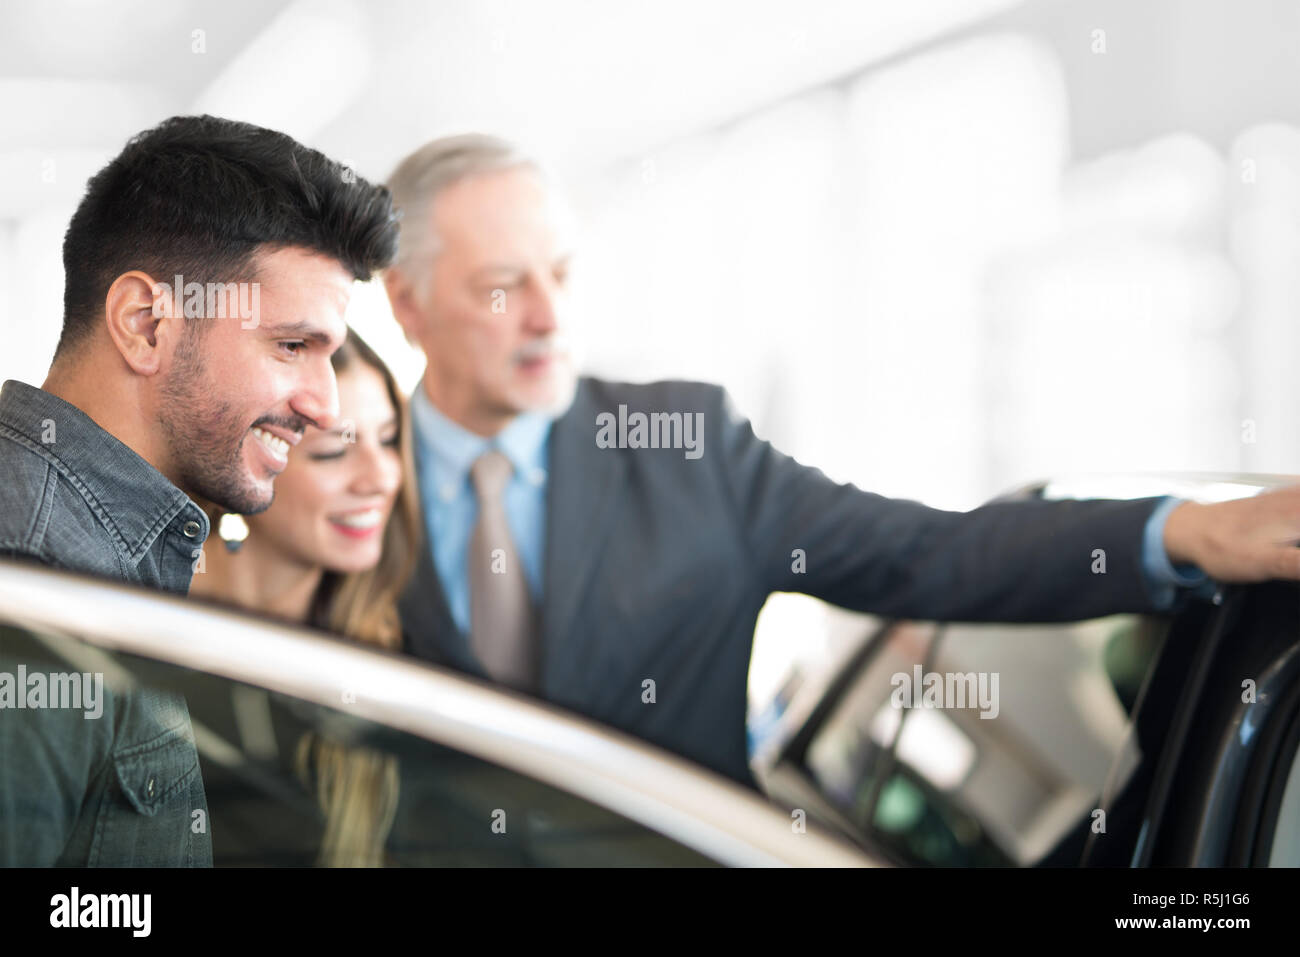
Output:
(409, 379), (552, 499)
(0, 380), (209, 564)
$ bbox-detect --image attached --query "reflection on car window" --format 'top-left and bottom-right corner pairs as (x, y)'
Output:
(0, 623), (212, 867)
(0, 620), (718, 868)
(800, 615), (1167, 866)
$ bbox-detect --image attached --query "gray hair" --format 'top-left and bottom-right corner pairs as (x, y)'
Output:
(384, 133), (537, 275)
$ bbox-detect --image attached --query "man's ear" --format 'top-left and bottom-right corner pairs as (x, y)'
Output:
(382, 266), (425, 347)
(103, 270), (177, 376)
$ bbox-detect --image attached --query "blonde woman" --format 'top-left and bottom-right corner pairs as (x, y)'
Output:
(191, 327), (422, 866)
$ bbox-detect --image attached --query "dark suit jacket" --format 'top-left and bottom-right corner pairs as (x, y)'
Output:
(399, 377), (1167, 787)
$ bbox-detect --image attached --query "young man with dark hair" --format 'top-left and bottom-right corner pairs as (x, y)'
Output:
(0, 114), (398, 865)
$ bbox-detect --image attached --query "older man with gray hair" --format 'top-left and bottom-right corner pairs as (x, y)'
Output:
(385, 132), (1300, 789)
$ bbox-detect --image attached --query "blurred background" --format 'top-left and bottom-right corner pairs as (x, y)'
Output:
(3, 0), (1298, 709)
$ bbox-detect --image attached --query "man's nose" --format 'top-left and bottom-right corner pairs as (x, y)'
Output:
(526, 280), (561, 335)
(292, 359), (340, 432)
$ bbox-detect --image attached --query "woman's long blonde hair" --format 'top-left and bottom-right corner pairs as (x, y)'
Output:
(212, 327), (423, 867)
(297, 328), (423, 867)
(305, 327), (422, 652)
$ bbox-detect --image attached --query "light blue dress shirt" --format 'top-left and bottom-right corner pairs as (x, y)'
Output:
(411, 379), (1214, 630)
(410, 382), (552, 635)
(1142, 495), (1220, 609)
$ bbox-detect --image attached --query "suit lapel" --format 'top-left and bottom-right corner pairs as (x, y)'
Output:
(399, 526), (484, 675)
(540, 380), (626, 692)
(399, 441), (486, 678)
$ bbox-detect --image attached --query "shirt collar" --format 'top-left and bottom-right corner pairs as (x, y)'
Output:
(409, 379), (553, 498)
(0, 380), (209, 561)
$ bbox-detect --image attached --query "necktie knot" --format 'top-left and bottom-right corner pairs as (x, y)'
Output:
(470, 449), (513, 502)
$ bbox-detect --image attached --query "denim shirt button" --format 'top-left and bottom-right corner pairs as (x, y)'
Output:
(147, 777), (155, 797)
(181, 521), (201, 538)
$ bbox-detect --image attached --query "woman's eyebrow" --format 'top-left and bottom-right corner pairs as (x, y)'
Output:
(314, 416), (398, 436)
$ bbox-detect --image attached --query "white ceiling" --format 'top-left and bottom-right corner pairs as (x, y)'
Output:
(0, 0), (1018, 216)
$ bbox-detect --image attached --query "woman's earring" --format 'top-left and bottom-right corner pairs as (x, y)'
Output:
(218, 513), (250, 553)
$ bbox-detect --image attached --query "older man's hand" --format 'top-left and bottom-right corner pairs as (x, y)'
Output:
(1164, 486), (1300, 583)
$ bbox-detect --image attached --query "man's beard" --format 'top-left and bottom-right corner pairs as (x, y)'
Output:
(512, 337), (578, 417)
(157, 339), (272, 515)
(533, 359), (578, 418)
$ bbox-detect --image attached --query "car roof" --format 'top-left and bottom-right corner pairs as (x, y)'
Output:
(1022, 471), (1297, 502)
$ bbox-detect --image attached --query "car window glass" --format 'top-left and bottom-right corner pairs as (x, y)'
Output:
(0, 619), (718, 867)
(798, 614), (1166, 865)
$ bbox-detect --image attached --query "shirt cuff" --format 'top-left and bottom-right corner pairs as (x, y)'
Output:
(1141, 496), (1214, 610)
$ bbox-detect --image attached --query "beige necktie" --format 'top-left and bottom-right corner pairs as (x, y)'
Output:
(469, 449), (539, 692)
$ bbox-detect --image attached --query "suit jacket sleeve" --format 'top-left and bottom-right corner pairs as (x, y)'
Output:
(710, 388), (1165, 622)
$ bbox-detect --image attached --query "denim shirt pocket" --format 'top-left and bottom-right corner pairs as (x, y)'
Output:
(89, 729), (204, 867)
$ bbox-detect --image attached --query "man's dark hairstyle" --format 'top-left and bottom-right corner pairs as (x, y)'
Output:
(57, 114), (399, 356)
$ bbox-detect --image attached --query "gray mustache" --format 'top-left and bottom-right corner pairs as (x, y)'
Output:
(513, 339), (565, 363)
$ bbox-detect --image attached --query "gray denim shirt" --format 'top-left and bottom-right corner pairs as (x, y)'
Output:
(0, 379), (213, 866)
